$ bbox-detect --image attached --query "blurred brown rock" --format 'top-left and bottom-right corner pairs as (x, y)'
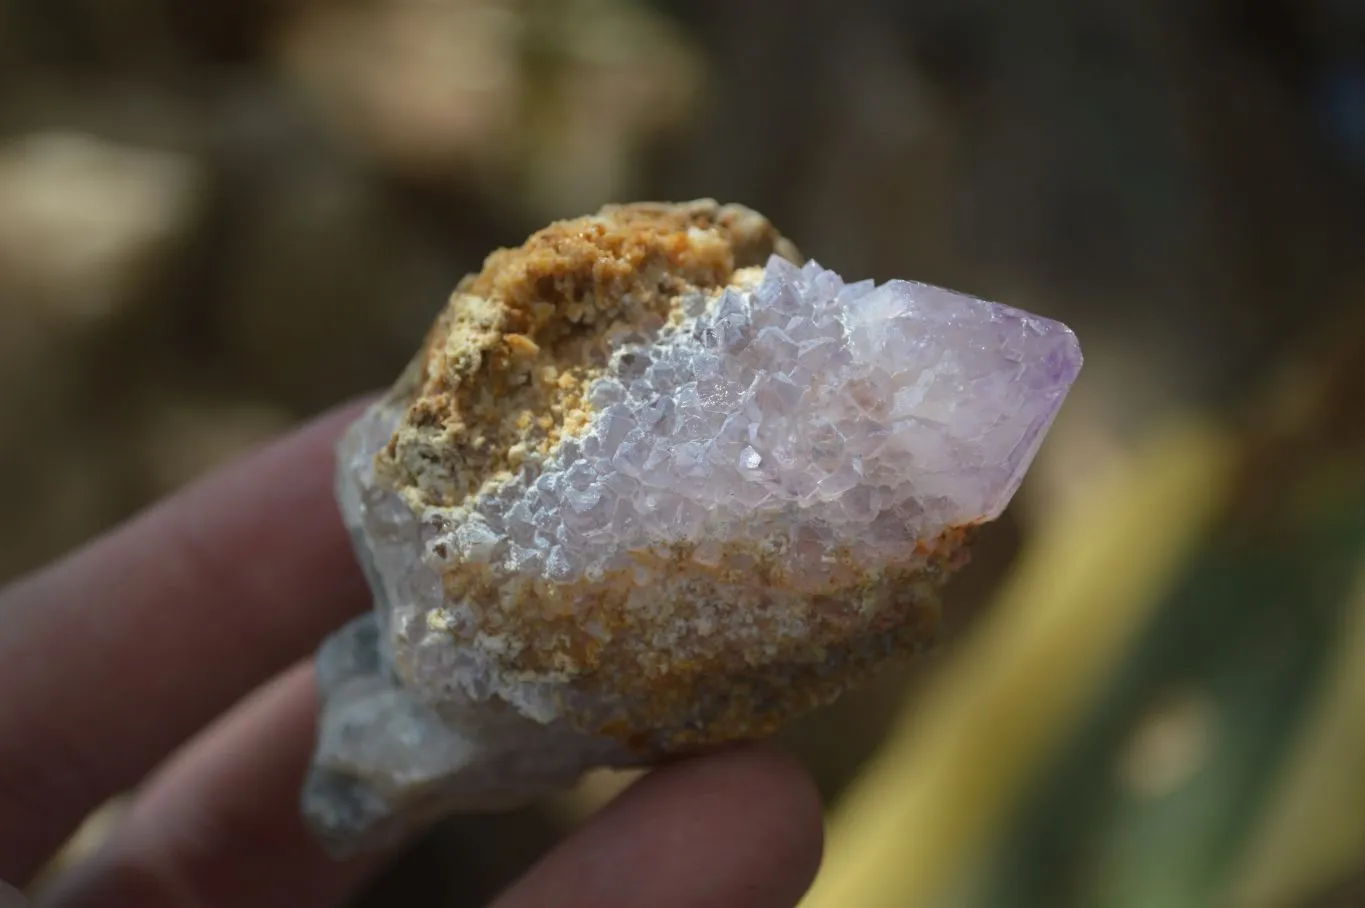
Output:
(0, 131), (207, 579)
(0, 131), (203, 379)
(273, 0), (699, 219)
(274, 0), (524, 185)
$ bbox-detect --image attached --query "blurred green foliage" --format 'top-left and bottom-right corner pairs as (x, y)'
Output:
(968, 490), (1365, 908)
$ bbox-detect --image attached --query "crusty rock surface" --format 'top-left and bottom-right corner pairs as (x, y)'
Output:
(304, 200), (1081, 853)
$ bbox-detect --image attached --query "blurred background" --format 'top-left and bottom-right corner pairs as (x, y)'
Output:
(3, 0), (1365, 905)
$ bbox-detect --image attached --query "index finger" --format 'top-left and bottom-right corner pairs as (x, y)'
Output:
(0, 399), (372, 884)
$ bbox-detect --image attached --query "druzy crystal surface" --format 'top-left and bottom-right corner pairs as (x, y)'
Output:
(303, 201), (1081, 853)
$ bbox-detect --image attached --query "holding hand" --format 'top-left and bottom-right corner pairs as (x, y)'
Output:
(0, 402), (823, 907)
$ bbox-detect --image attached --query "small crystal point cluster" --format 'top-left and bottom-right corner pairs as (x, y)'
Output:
(303, 200), (1081, 853)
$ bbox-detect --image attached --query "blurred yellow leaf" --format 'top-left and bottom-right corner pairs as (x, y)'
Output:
(802, 419), (1235, 908)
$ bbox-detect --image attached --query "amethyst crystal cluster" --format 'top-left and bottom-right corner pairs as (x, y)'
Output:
(303, 201), (1081, 853)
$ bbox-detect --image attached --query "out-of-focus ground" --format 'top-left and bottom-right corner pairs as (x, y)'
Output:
(3, 1), (1365, 906)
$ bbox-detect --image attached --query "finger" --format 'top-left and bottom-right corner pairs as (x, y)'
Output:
(0, 399), (372, 883)
(495, 745), (824, 908)
(37, 663), (393, 908)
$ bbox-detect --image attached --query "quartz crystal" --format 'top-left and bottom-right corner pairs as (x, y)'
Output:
(303, 200), (1082, 853)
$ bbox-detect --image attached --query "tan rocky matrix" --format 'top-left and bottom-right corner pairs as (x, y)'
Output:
(303, 200), (1081, 853)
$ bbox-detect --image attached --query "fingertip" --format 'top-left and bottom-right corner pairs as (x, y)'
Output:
(498, 743), (824, 908)
(628, 744), (826, 898)
(0, 398), (379, 882)
(37, 665), (388, 908)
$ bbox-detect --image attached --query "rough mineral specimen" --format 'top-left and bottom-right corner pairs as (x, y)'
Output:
(303, 200), (1081, 853)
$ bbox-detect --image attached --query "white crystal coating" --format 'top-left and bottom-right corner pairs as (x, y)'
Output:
(431, 255), (1079, 585)
(305, 253), (1081, 853)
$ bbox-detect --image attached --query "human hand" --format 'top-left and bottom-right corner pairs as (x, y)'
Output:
(0, 401), (824, 907)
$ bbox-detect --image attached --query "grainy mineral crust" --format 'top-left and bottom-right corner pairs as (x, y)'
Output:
(303, 199), (1081, 854)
